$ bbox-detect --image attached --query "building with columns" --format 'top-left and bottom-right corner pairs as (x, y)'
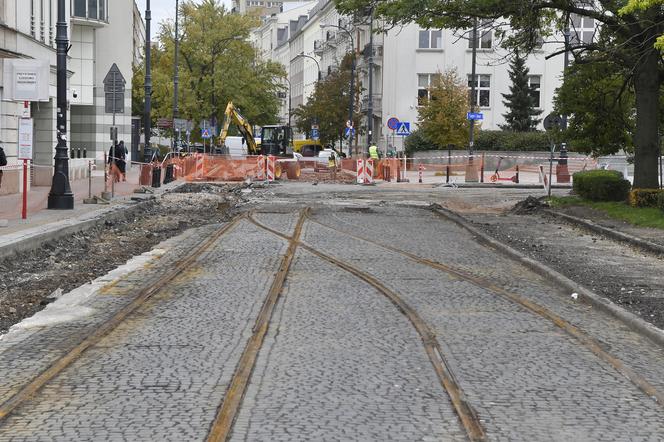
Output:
(0, 0), (144, 194)
(252, 0), (576, 155)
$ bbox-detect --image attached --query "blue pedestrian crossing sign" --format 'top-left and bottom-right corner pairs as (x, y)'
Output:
(201, 128), (211, 139)
(344, 126), (355, 138)
(396, 122), (411, 136)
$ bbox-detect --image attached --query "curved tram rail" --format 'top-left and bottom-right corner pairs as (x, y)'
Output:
(306, 210), (664, 408)
(246, 212), (488, 442)
(0, 214), (245, 422)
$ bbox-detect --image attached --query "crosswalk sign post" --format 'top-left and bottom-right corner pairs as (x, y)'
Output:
(396, 122), (411, 136)
(201, 128), (211, 139)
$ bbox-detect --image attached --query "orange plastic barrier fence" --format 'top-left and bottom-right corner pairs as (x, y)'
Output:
(176, 154), (265, 182)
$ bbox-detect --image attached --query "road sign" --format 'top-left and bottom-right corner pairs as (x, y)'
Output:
(344, 127), (356, 139)
(157, 118), (173, 129)
(467, 112), (483, 121)
(103, 63), (126, 114)
(387, 117), (400, 130)
(396, 122), (411, 136)
(201, 128), (212, 139)
(311, 128), (320, 141)
(18, 118), (33, 160)
(174, 118), (188, 131)
(543, 113), (564, 130)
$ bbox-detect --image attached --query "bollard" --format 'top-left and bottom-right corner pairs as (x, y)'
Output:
(480, 153), (485, 183)
(77, 147), (81, 158)
(163, 164), (175, 184)
(83, 148), (87, 158)
(418, 163), (423, 183)
(514, 164), (520, 183)
(151, 166), (162, 188)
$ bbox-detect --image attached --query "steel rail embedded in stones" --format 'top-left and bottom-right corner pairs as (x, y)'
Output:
(247, 213), (488, 442)
(305, 212), (664, 407)
(206, 209), (308, 442)
(0, 214), (245, 423)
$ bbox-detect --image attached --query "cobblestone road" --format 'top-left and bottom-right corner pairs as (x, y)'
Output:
(0, 190), (663, 441)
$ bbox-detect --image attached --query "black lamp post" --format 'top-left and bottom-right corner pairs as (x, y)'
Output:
(144, 0), (153, 162)
(172, 0), (180, 151)
(295, 52), (322, 80)
(47, 0), (74, 210)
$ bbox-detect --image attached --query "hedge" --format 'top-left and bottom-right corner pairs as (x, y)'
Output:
(628, 189), (664, 208)
(573, 170), (631, 202)
(473, 130), (551, 152)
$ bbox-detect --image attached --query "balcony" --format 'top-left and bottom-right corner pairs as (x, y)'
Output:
(72, 0), (108, 27)
(360, 96), (382, 114)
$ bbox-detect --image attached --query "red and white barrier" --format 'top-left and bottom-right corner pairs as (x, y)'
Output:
(356, 159), (374, 184)
(356, 159), (365, 184)
(365, 159), (374, 184)
(418, 164), (424, 183)
(267, 155), (276, 182)
(256, 155), (266, 180)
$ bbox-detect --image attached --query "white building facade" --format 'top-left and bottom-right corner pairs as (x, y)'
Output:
(252, 0), (571, 155)
(0, 0), (144, 194)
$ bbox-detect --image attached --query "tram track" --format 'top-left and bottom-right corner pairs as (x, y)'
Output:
(0, 215), (245, 424)
(306, 210), (664, 408)
(247, 212), (487, 442)
(206, 210), (307, 442)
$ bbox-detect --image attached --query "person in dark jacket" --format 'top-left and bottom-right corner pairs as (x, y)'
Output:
(117, 140), (127, 181)
(0, 146), (7, 188)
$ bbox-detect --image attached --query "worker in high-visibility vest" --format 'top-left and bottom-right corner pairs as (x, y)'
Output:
(369, 145), (379, 160)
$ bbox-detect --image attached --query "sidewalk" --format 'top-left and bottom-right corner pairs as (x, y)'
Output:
(0, 170), (144, 236)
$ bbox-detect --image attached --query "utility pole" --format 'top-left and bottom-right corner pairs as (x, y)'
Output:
(562, 24), (570, 131)
(465, 18), (479, 182)
(172, 0), (180, 151)
(144, 0), (153, 162)
(47, 0), (74, 209)
(469, 18), (478, 155)
(366, 8), (374, 156)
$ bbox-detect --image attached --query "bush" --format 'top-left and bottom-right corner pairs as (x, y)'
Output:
(629, 189), (664, 208)
(474, 130), (551, 152)
(573, 170), (631, 202)
(657, 193), (664, 211)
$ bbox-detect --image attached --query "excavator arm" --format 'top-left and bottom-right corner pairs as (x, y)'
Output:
(219, 102), (259, 155)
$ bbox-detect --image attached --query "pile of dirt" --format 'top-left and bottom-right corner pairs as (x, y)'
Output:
(0, 184), (245, 333)
(510, 196), (549, 215)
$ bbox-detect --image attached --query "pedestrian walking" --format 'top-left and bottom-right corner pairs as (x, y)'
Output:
(117, 140), (128, 181)
(108, 142), (122, 183)
(0, 145), (6, 188)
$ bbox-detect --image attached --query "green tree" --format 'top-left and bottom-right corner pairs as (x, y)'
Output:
(335, 0), (664, 187)
(417, 69), (469, 148)
(500, 52), (541, 131)
(150, 0), (284, 142)
(292, 54), (361, 145)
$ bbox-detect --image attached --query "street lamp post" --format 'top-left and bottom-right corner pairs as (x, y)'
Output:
(367, 8), (374, 153)
(321, 23), (356, 157)
(47, 0), (74, 210)
(172, 0), (180, 151)
(294, 52), (321, 80)
(144, 0), (153, 163)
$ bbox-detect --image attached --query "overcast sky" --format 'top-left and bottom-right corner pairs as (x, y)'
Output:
(135, 0), (233, 28)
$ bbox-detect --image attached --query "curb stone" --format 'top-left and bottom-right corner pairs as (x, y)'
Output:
(0, 181), (185, 261)
(431, 204), (664, 350)
(542, 209), (664, 256)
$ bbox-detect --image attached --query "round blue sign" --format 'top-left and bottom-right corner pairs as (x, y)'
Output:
(387, 117), (400, 130)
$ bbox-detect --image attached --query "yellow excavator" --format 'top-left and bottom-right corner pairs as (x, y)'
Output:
(218, 102), (301, 179)
(219, 101), (260, 155)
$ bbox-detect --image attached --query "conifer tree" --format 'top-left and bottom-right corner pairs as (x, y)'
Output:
(500, 52), (542, 131)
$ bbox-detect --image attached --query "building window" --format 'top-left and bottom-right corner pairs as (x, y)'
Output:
(570, 13), (595, 45)
(72, 0), (107, 21)
(528, 75), (541, 108)
(418, 30), (442, 49)
(468, 22), (492, 49)
(417, 73), (439, 105)
(467, 74), (491, 107)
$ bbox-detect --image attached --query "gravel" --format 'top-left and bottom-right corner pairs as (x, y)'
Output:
(466, 202), (664, 330)
(0, 183), (244, 333)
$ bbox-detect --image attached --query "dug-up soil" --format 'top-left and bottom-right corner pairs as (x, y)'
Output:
(465, 197), (664, 330)
(0, 183), (245, 333)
